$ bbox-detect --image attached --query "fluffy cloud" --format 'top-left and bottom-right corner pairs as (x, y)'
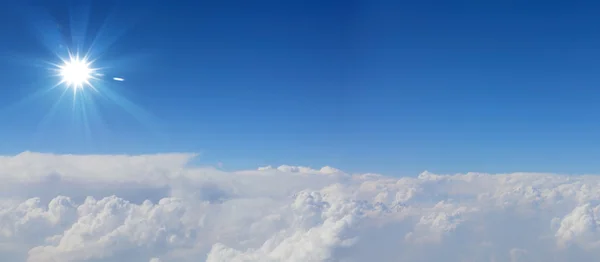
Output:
(0, 152), (599, 261)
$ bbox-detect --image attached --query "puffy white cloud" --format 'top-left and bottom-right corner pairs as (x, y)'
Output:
(0, 152), (599, 261)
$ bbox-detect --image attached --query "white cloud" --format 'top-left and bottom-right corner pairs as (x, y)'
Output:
(0, 152), (598, 261)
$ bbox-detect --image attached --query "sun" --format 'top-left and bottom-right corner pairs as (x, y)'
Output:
(58, 54), (95, 89)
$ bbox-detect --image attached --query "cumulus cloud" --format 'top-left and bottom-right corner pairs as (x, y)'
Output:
(0, 152), (599, 261)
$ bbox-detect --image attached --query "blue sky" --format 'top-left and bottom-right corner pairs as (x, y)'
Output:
(0, 0), (600, 175)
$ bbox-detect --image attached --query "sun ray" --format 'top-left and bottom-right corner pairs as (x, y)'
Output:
(32, 86), (72, 145)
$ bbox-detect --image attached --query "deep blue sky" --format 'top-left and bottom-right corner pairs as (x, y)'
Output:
(1, 1), (600, 175)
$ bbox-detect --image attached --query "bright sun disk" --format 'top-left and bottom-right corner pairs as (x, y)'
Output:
(59, 55), (94, 89)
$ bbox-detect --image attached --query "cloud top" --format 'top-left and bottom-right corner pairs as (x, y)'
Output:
(0, 152), (597, 261)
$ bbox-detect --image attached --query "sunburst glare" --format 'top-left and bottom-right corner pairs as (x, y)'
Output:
(0, 2), (166, 148)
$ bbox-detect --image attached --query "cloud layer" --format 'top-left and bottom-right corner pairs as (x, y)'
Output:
(1, 152), (599, 261)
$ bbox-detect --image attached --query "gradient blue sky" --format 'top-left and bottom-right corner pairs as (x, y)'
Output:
(0, 0), (600, 175)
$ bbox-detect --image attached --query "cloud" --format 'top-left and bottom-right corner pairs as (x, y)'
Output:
(0, 152), (599, 261)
